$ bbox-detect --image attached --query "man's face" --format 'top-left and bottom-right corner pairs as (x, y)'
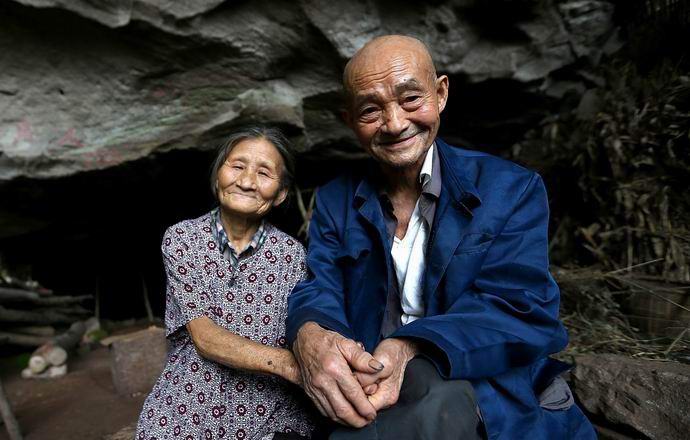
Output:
(345, 52), (448, 170)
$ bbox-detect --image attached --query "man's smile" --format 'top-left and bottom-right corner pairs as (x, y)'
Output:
(377, 131), (422, 149)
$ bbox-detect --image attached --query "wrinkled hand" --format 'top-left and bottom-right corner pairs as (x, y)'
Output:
(293, 322), (383, 427)
(354, 338), (419, 411)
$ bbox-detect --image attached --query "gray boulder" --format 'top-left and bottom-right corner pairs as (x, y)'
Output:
(571, 354), (690, 440)
(109, 326), (167, 395)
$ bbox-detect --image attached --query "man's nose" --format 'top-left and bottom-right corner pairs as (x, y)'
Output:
(381, 104), (409, 136)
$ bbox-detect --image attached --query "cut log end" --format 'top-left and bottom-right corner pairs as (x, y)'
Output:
(21, 364), (67, 380)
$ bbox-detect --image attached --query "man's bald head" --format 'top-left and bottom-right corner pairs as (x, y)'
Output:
(340, 34), (449, 171)
(343, 35), (437, 105)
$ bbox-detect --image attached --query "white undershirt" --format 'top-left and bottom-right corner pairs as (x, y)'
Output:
(390, 145), (434, 325)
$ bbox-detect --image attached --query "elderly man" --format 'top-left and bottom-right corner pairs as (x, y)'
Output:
(286, 35), (595, 440)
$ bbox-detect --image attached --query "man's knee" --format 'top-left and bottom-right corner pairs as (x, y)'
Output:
(396, 357), (481, 438)
(329, 357), (483, 440)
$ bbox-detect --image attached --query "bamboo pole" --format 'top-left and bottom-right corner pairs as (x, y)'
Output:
(0, 379), (22, 440)
(142, 276), (154, 323)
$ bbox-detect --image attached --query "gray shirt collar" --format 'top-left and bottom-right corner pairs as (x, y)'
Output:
(379, 142), (442, 240)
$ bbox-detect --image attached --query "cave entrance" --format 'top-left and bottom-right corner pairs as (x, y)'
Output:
(0, 147), (362, 322)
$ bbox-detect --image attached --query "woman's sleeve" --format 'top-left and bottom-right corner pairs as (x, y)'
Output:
(276, 242), (309, 347)
(294, 243), (308, 283)
(162, 225), (213, 337)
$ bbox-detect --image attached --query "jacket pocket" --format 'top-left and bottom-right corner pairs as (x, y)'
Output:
(454, 232), (495, 255)
(335, 228), (372, 295)
(336, 228), (372, 261)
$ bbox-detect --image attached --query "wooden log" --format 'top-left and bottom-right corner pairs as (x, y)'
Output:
(0, 305), (89, 324)
(0, 287), (91, 306)
(84, 317), (99, 334)
(27, 321), (87, 374)
(53, 321), (86, 350)
(21, 364), (67, 379)
(28, 295), (92, 306)
(27, 352), (48, 374)
(0, 332), (49, 347)
(28, 345), (67, 373)
(48, 305), (92, 318)
(4, 326), (55, 337)
(0, 288), (40, 302)
(82, 317), (101, 343)
(0, 378), (22, 440)
(48, 347), (67, 366)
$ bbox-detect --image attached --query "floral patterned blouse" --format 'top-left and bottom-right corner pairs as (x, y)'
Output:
(136, 212), (315, 440)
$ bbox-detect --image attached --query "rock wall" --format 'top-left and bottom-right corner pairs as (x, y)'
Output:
(0, 0), (619, 309)
(1, 0), (618, 181)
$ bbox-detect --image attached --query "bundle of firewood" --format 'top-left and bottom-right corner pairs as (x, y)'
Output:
(0, 286), (92, 345)
(0, 285), (94, 379)
(21, 321), (89, 379)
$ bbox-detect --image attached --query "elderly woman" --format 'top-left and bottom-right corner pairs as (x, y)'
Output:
(136, 126), (315, 440)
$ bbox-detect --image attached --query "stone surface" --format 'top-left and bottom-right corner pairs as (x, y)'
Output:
(104, 423), (137, 440)
(109, 326), (166, 395)
(571, 354), (690, 440)
(0, 0), (617, 182)
(0, 0), (619, 248)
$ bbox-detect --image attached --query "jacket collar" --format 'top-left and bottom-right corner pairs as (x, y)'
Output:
(353, 138), (482, 213)
(435, 138), (481, 214)
(353, 160), (383, 209)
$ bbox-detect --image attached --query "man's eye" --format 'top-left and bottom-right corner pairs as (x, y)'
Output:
(360, 107), (378, 116)
(404, 95), (421, 103)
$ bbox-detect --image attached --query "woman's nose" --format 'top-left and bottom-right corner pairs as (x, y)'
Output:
(236, 170), (257, 189)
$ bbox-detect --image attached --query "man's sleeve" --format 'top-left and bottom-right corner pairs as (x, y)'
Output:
(391, 173), (568, 380)
(285, 187), (356, 345)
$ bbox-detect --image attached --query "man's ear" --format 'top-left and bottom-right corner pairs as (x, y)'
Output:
(273, 187), (288, 208)
(436, 75), (449, 114)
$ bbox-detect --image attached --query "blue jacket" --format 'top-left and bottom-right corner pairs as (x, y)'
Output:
(286, 139), (595, 439)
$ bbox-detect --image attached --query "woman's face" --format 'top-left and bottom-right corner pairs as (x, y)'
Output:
(216, 137), (287, 220)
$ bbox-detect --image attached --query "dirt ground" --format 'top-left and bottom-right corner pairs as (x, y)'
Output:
(0, 345), (146, 440)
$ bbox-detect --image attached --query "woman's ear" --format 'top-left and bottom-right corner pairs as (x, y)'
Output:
(273, 187), (288, 207)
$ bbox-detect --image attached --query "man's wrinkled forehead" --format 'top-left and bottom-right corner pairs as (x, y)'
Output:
(343, 36), (436, 101)
(351, 52), (428, 83)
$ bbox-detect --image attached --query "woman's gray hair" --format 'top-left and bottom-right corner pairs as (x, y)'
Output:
(210, 125), (295, 199)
